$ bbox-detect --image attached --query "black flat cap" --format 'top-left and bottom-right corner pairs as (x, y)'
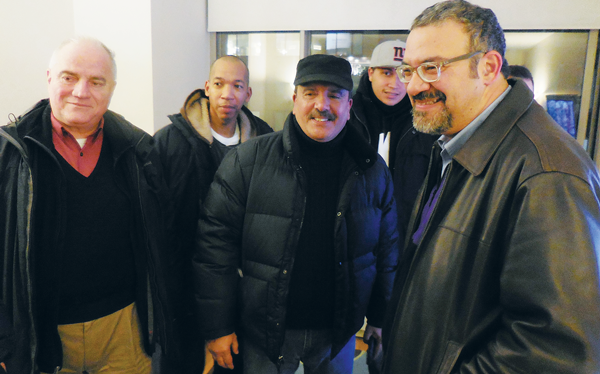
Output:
(294, 54), (353, 92)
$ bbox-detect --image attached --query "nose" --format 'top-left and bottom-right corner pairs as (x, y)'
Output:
(389, 74), (401, 88)
(314, 93), (330, 112)
(406, 72), (430, 97)
(72, 80), (91, 98)
(221, 84), (234, 99)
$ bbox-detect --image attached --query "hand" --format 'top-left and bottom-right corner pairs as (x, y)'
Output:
(1, 362), (6, 373)
(207, 333), (239, 369)
(363, 324), (383, 360)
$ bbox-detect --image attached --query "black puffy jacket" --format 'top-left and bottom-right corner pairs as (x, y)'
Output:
(0, 100), (172, 373)
(153, 89), (272, 367)
(194, 113), (399, 366)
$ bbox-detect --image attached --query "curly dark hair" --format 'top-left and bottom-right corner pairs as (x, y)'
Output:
(412, 0), (510, 78)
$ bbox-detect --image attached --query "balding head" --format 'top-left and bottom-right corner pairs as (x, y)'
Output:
(209, 56), (249, 87)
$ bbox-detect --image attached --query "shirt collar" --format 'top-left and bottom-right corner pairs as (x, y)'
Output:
(50, 112), (104, 142)
(438, 85), (511, 177)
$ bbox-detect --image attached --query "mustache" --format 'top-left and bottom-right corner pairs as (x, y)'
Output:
(308, 110), (336, 121)
(412, 90), (447, 102)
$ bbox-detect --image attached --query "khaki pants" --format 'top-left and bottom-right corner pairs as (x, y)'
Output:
(43, 303), (151, 374)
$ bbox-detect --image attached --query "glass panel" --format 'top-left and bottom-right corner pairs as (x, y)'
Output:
(218, 30), (595, 154)
(504, 31), (590, 148)
(217, 32), (301, 131)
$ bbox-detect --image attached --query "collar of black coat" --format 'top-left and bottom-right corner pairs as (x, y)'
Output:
(283, 112), (378, 172)
(8, 98), (150, 164)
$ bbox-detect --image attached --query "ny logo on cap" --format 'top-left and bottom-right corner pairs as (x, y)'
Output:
(393, 47), (405, 62)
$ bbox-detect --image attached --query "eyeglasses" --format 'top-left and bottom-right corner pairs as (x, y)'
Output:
(396, 51), (484, 83)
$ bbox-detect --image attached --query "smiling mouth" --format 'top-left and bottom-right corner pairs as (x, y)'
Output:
(416, 98), (441, 105)
(412, 90), (446, 106)
(309, 110), (336, 123)
(67, 102), (92, 108)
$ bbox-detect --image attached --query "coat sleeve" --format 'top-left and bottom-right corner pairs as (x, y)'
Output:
(0, 303), (14, 364)
(366, 164), (400, 328)
(458, 172), (600, 374)
(192, 148), (248, 340)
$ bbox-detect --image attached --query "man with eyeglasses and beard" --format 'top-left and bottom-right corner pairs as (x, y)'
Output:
(381, 1), (600, 373)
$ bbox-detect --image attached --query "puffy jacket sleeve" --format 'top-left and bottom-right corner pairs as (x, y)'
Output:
(458, 172), (600, 374)
(366, 163), (400, 328)
(193, 148), (247, 340)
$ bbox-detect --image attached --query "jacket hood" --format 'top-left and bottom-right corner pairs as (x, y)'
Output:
(179, 88), (256, 145)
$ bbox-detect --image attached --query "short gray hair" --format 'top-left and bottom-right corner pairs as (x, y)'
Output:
(49, 36), (117, 80)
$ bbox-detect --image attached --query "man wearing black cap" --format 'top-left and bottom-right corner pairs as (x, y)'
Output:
(193, 54), (399, 373)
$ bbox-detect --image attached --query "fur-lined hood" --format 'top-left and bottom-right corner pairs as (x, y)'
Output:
(180, 89), (256, 144)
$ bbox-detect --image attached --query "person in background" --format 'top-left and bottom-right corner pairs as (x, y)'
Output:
(153, 55), (272, 373)
(508, 64), (534, 91)
(349, 39), (436, 279)
(194, 54), (399, 374)
(0, 37), (172, 374)
(383, 1), (600, 373)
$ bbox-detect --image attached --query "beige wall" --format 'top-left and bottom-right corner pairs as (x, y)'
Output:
(505, 32), (589, 107)
(527, 33), (588, 107)
(208, 0), (600, 31)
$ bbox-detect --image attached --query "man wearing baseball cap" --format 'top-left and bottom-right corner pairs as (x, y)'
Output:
(349, 41), (436, 274)
(194, 54), (399, 373)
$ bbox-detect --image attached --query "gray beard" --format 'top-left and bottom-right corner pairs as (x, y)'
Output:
(412, 106), (452, 135)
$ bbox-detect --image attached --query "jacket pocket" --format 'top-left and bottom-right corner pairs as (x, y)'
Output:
(436, 341), (462, 374)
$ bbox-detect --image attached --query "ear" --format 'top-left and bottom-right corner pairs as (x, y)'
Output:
(245, 87), (253, 104)
(204, 80), (210, 93)
(478, 51), (503, 85)
(47, 70), (51, 84)
(292, 92), (297, 114)
(368, 67), (375, 82)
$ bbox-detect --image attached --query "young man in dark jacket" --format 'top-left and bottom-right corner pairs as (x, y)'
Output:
(153, 56), (272, 373)
(349, 40), (437, 260)
(382, 1), (600, 373)
(0, 37), (172, 374)
(194, 54), (399, 374)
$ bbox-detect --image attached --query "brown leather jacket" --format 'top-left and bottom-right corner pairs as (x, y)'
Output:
(382, 80), (600, 374)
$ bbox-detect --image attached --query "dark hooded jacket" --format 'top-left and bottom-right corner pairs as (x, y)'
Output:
(0, 99), (172, 373)
(152, 89), (272, 369)
(382, 80), (600, 374)
(194, 113), (399, 367)
(348, 72), (437, 249)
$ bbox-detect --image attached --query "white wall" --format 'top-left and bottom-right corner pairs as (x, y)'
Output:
(0, 0), (74, 123)
(208, 0), (600, 31)
(73, 0), (155, 134)
(151, 0), (210, 132)
(0, 0), (210, 134)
